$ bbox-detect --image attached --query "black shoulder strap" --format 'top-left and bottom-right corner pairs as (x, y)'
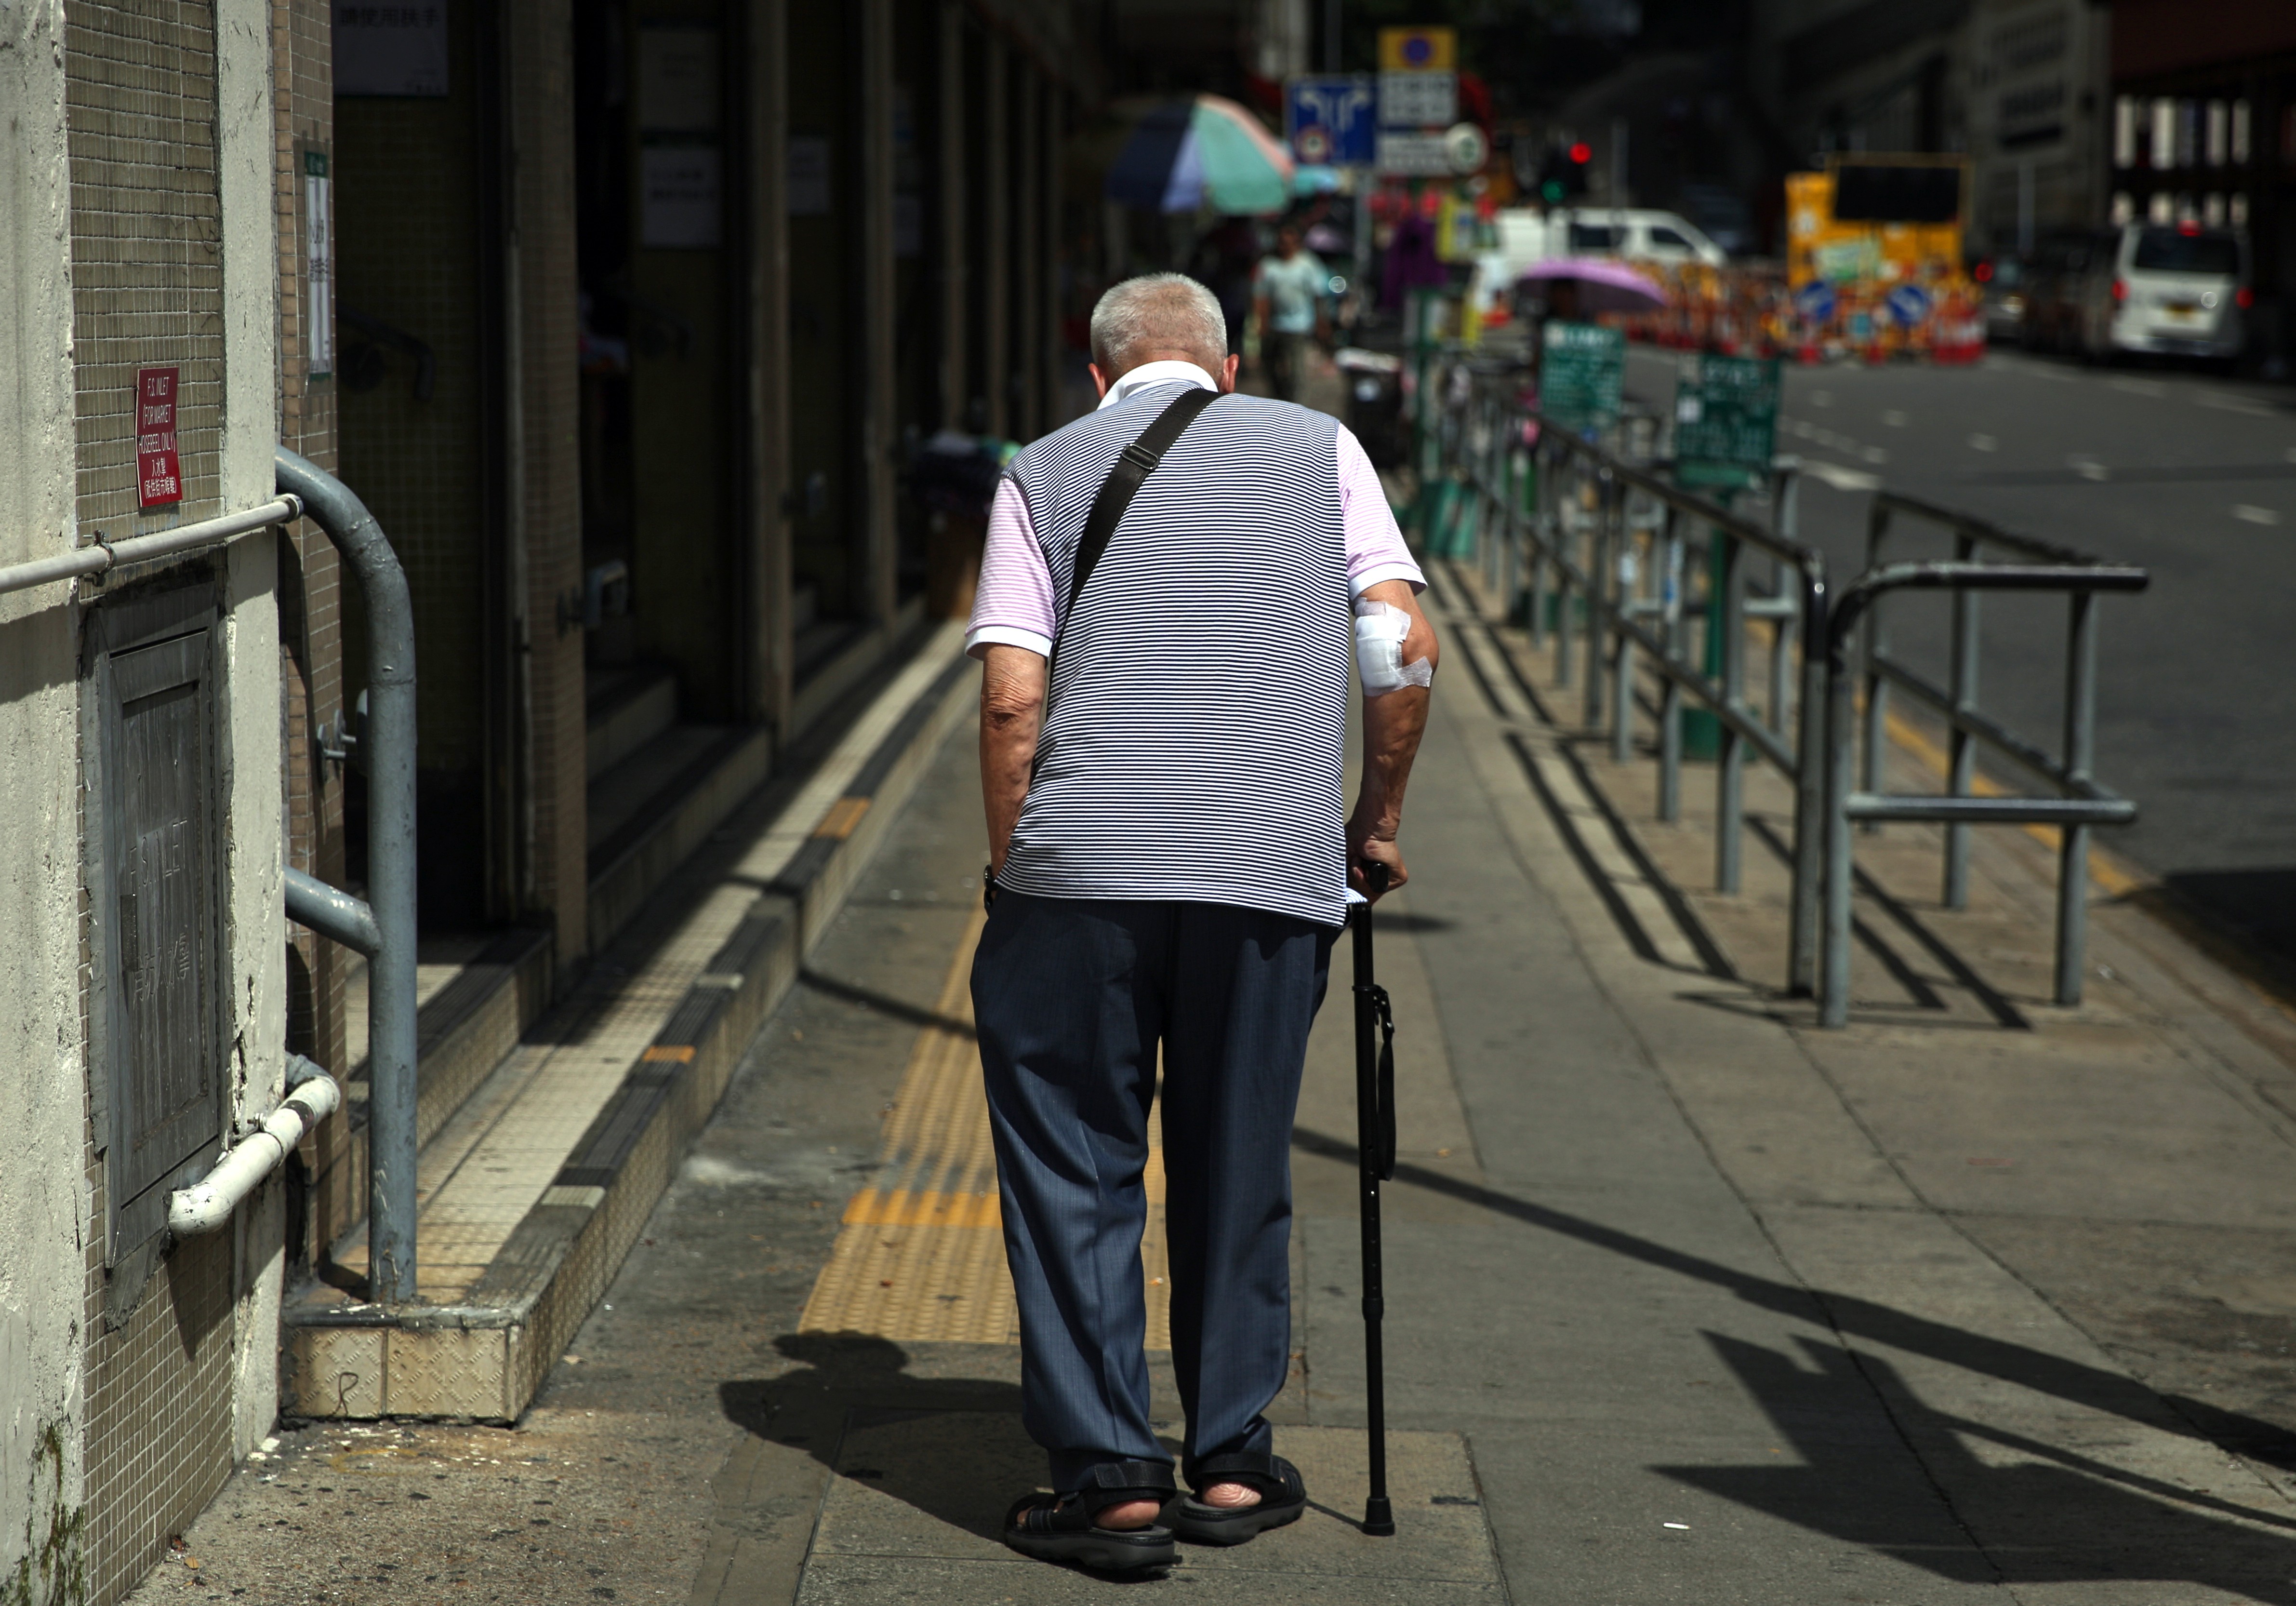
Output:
(1049, 385), (1219, 686)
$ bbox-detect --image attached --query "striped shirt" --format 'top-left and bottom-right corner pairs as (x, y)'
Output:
(984, 379), (1373, 926)
(968, 363), (1420, 659)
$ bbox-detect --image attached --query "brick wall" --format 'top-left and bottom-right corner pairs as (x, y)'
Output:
(67, 0), (226, 533)
(334, 18), (489, 785)
(273, 0), (350, 1093)
(67, 5), (245, 1593)
(515, 0), (588, 967)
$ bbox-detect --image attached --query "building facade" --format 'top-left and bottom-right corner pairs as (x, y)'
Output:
(2107, 0), (2296, 363)
(1750, 0), (2112, 256)
(1, 0), (1091, 1601)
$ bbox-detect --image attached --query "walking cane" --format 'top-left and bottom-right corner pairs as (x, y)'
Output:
(1352, 859), (1399, 1537)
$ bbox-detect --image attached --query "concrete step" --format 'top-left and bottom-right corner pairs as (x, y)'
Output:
(584, 661), (678, 782)
(281, 623), (976, 1422)
(299, 926), (555, 1270)
(586, 722), (775, 952)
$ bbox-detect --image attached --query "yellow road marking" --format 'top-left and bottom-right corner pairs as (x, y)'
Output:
(812, 796), (871, 840)
(641, 1044), (695, 1063)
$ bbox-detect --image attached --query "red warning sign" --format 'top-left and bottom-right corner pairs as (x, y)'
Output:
(135, 366), (183, 508)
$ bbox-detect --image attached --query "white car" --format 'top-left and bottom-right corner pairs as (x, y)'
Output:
(2081, 223), (2249, 363)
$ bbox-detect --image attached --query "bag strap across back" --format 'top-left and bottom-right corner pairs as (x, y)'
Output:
(1045, 384), (1220, 693)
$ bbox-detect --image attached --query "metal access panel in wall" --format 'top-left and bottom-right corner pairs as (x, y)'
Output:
(91, 582), (227, 1261)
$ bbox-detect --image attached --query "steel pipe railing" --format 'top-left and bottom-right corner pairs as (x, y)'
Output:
(1433, 354), (1833, 995)
(1845, 496), (2152, 1018)
(1417, 341), (2149, 1029)
(277, 447), (420, 1303)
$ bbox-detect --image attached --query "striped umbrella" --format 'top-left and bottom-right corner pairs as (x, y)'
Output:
(1104, 95), (1296, 215)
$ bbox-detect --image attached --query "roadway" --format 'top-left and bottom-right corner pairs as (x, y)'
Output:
(1625, 344), (2296, 970)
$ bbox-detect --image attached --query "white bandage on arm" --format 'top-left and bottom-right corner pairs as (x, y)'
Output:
(1354, 599), (1434, 696)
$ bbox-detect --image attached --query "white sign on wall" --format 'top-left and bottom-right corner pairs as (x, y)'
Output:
(304, 151), (333, 377)
(334, 1), (448, 97)
(1376, 131), (1451, 176)
(1378, 69), (1455, 129)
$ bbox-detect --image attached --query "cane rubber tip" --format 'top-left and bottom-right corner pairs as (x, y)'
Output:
(1362, 1498), (1395, 1537)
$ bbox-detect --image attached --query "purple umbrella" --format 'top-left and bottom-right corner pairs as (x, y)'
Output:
(1515, 257), (1669, 314)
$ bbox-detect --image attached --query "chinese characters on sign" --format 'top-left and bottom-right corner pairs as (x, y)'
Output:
(1540, 322), (1625, 434)
(305, 151), (333, 377)
(135, 367), (184, 508)
(1374, 24), (1458, 177)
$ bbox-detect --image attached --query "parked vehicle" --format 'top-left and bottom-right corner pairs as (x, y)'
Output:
(2017, 229), (2113, 354)
(2073, 223), (2250, 364)
(1973, 254), (2030, 342)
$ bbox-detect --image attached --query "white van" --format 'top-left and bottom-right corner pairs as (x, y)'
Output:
(2079, 223), (2249, 363)
(1472, 206), (1726, 321)
(1547, 208), (1728, 267)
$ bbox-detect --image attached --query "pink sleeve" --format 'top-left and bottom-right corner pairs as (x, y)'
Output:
(1337, 424), (1424, 596)
(965, 477), (1058, 658)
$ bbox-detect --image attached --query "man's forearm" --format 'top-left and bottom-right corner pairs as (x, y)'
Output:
(1353, 686), (1429, 839)
(1348, 579), (1439, 893)
(980, 645), (1047, 876)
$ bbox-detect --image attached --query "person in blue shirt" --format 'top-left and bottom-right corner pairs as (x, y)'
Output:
(1251, 223), (1331, 402)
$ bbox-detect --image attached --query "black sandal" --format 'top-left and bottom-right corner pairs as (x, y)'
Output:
(1002, 1459), (1178, 1572)
(1167, 1450), (1308, 1545)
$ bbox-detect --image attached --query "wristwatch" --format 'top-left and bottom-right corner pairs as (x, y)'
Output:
(982, 863), (1000, 911)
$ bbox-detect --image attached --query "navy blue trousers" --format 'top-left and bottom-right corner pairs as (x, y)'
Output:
(972, 892), (1335, 1491)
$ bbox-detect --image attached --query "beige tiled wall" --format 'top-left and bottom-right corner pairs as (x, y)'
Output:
(334, 48), (489, 784)
(272, 0), (350, 1093)
(79, 1222), (237, 1606)
(67, 2), (249, 1601)
(66, 0), (227, 534)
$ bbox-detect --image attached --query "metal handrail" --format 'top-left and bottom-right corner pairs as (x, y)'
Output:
(1435, 357), (1834, 993)
(277, 448), (421, 1304)
(1417, 337), (2149, 1030)
(1858, 489), (2121, 907)
(1821, 560), (2150, 1025)
(0, 498), (301, 597)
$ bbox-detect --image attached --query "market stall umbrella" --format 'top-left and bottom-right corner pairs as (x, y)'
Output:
(1104, 95), (1295, 215)
(1515, 258), (1670, 314)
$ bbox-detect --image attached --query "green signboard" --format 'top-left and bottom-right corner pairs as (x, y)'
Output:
(1540, 320), (1624, 433)
(1672, 353), (1781, 490)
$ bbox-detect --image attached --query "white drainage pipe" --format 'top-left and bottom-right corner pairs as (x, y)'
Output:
(169, 1056), (342, 1237)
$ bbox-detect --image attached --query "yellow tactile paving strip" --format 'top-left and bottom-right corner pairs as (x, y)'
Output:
(800, 907), (1174, 1349)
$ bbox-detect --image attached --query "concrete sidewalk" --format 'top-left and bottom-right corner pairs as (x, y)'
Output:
(134, 575), (2296, 1604)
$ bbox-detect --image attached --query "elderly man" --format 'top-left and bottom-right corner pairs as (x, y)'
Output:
(965, 272), (1437, 1572)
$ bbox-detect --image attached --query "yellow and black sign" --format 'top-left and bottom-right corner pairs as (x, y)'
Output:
(1378, 26), (1456, 71)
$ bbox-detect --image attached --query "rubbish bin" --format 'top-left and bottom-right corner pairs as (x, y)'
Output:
(1336, 347), (1405, 469)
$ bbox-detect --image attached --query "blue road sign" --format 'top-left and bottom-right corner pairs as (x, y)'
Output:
(1286, 75), (1377, 166)
(1792, 281), (1837, 323)
(1885, 283), (1933, 327)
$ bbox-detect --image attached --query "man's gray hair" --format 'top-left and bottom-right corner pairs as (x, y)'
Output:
(1089, 273), (1229, 374)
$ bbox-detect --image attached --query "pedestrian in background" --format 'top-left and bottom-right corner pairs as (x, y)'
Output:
(1252, 222), (1332, 402)
(965, 271), (1438, 1572)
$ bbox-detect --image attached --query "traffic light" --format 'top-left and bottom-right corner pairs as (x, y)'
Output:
(1537, 141), (1593, 203)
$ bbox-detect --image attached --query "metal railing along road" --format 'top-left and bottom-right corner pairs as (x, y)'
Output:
(1437, 359), (1835, 995)
(1827, 493), (2150, 1024)
(1413, 343), (2149, 1028)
